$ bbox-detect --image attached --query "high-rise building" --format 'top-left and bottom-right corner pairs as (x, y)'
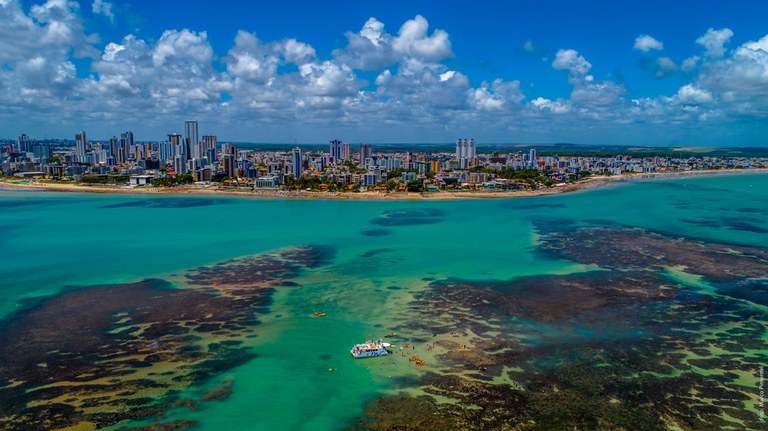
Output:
(359, 143), (372, 167)
(117, 132), (133, 163)
(529, 148), (537, 169)
(291, 147), (302, 178)
(173, 154), (186, 174)
(108, 136), (118, 159)
(32, 144), (51, 159)
(455, 138), (476, 169)
(341, 142), (351, 162)
(168, 133), (182, 146)
(125, 131), (134, 159)
(221, 142), (237, 157)
(455, 138), (476, 160)
(329, 139), (342, 164)
(185, 120), (199, 160)
(221, 154), (234, 177)
(75, 131), (87, 163)
(167, 133), (182, 161)
(134, 143), (145, 161)
(158, 141), (174, 162)
(16, 134), (33, 153)
(202, 135), (217, 162)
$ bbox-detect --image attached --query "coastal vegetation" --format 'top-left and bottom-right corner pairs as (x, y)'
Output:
(151, 173), (195, 187)
(80, 174), (129, 184)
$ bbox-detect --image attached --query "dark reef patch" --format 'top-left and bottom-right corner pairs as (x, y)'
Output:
(360, 228), (393, 237)
(123, 420), (198, 431)
(715, 279), (768, 307)
(359, 248), (394, 259)
(101, 198), (231, 209)
(278, 245), (335, 268)
(370, 208), (445, 226)
(351, 396), (462, 430)
(536, 226), (768, 282)
(353, 226), (768, 430)
(498, 201), (566, 210)
(201, 378), (233, 401)
(680, 216), (768, 234)
(185, 245), (334, 287)
(0, 199), (54, 208)
(0, 245), (331, 431)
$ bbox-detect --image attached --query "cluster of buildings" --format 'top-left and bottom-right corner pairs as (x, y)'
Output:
(2, 125), (767, 191)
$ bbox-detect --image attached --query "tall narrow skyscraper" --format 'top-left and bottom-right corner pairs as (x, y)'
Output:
(119, 131), (133, 163)
(108, 136), (118, 159)
(529, 148), (537, 169)
(291, 147), (302, 178)
(329, 139), (342, 164)
(341, 142), (351, 162)
(75, 131), (87, 163)
(185, 120), (199, 160)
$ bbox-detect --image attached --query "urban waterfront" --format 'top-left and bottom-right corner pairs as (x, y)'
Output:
(1, 172), (766, 430)
(5, 131), (768, 195)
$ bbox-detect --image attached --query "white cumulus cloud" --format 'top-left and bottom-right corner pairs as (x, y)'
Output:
(672, 84), (714, 104)
(552, 49), (592, 76)
(91, 0), (113, 21)
(333, 15), (452, 70)
(696, 28), (733, 58)
(531, 97), (570, 114)
(634, 34), (664, 52)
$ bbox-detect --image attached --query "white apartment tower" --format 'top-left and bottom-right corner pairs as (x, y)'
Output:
(455, 138), (476, 168)
(184, 120), (199, 160)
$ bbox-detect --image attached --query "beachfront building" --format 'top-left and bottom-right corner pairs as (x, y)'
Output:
(129, 174), (155, 186)
(255, 175), (280, 188)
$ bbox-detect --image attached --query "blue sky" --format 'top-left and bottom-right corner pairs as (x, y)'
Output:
(2, 0), (767, 145)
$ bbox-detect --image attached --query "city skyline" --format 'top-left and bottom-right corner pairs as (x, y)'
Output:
(1, 1), (767, 146)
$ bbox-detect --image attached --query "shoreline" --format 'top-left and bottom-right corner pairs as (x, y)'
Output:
(1, 168), (766, 200)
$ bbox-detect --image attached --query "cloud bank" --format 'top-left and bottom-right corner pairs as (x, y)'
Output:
(0, 0), (766, 145)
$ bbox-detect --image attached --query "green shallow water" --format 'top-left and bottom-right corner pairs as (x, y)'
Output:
(1, 172), (767, 431)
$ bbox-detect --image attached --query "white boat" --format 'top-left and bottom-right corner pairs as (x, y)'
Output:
(350, 339), (391, 358)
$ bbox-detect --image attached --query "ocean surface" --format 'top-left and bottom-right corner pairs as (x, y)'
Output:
(0, 173), (766, 431)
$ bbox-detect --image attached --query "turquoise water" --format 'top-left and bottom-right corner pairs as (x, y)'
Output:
(1, 173), (767, 430)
